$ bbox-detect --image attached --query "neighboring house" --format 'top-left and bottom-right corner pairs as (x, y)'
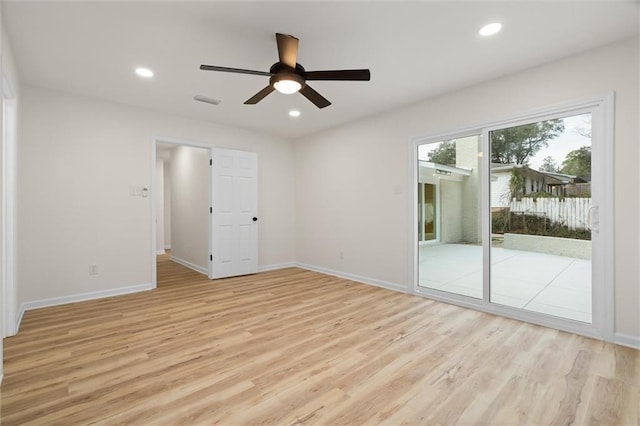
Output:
(419, 154), (591, 243)
(542, 170), (591, 197)
(490, 164), (588, 208)
(418, 136), (481, 245)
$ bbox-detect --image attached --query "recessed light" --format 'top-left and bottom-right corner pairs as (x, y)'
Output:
(289, 110), (301, 117)
(135, 67), (154, 78)
(479, 22), (502, 37)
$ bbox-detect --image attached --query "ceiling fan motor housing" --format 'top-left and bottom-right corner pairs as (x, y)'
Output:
(269, 63), (306, 89)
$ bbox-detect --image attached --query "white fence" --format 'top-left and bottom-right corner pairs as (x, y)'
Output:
(509, 197), (591, 230)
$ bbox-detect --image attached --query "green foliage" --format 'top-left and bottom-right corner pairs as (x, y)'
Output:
(427, 140), (456, 166)
(539, 156), (560, 173)
(491, 119), (565, 165)
(561, 146), (591, 179)
(509, 168), (525, 200)
(522, 191), (590, 200)
(491, 210), (591, 240)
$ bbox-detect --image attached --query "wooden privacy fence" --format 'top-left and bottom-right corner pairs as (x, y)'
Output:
(509, 197), (592, 230)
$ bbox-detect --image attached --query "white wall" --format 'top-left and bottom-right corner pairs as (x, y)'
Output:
(17, 86), (295, 307)
(294, 38), (640, 341)
(491, 173), (511, 208)
(439, 180), (462, 243)
(155, 158), (165, 254)
(169, 145), (209, 272)
(456, 136), (481, 244)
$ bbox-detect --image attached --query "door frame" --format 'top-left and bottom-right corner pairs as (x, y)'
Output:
(2, 71), (18, 337)
(408, 93), (614, 342)
(151, 137), (213, 288)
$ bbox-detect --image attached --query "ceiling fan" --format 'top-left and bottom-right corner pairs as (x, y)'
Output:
(200, 33), (371, 109)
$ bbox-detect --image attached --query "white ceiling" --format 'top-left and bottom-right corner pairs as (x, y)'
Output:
(4, 1), (638, 139)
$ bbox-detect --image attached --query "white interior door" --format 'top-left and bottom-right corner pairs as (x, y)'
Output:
(211, 148), (258, 279)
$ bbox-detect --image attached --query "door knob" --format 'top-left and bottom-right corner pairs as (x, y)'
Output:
(253, 217), (258, 222)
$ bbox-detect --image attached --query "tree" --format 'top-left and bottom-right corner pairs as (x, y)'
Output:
(561, 146), (591, 179)
(509, 168), (526, 200)
(491, 119), (565, 165)
(539, 156), (560, 173)
(574, 114), (592, 139)
(427, 140), (456, 165)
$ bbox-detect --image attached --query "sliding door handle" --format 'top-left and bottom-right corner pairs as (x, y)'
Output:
(588, 206), (599, 234)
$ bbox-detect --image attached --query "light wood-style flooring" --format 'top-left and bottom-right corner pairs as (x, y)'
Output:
(2, 255), (638, 425)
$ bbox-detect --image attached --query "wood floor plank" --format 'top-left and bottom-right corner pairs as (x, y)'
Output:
(2, 255), (638, 425)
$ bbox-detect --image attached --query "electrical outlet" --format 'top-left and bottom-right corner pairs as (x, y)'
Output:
(339, 251), (344, 261)
(89, 264), (99, 276)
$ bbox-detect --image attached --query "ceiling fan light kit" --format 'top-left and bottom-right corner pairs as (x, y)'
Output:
(271, 73), (304, 94)
(200, 33), (370, 109)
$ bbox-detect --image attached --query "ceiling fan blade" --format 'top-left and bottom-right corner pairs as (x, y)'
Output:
(300, 84), (331, 109)
(244, 86), (275, 104)
(276, 33), (299, 69)
(200, 65), (271, 77)
(305, 69), (371, 81)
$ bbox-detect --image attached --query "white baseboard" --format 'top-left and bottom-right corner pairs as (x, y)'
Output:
(614, 332), (640, 350)
(156, 250), (166, 255)
(258, 262), (296, 272)
(15, 307), (25, 335)
(296, 263), (408, 294)
(15, 283), (153, 333)
(170, 255), (208, 275)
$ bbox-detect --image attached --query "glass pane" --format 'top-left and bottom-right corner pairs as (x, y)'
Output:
(418, 136), (483, 299)
(489, 113), (592, 323)
(420, 183), (436, 241)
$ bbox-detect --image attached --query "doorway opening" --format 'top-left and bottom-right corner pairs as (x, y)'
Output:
(151, 139), (260, 287)
(153, 140), (213, 288)
(417, 182), (437, 242)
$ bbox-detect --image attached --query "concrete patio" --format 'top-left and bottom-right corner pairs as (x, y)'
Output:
(419, 243), (592, 323)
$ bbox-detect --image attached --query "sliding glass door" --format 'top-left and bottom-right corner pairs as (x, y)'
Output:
(417, 136), (483, 299)
(489, 113), (593, 323)
(413, 97), (612, 340)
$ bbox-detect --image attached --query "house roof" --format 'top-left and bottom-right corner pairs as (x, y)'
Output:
(490, 164), (566, 185)
(418, 161), (472, 182)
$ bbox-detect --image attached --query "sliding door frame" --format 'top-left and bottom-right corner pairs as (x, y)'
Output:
(408, 93), (614, 342)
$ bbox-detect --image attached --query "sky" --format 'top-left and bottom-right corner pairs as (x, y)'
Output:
(528, 114), (591, 170)
(417, 113), (591, 171)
